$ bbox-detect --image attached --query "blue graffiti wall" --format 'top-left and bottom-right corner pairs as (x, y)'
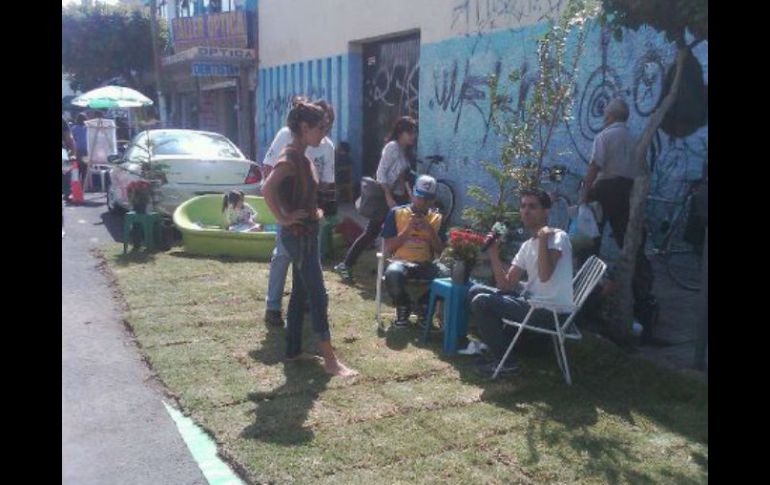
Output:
(257, 53), (364, 183)
(418, 20), (708, 222)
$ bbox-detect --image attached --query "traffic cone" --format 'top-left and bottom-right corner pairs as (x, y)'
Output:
(69, 158), (84, 204)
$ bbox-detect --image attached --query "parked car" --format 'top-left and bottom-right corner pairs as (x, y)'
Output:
(106, 129), (262, 217)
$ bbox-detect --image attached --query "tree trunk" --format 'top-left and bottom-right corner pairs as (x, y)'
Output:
(607, 45), (689, 344)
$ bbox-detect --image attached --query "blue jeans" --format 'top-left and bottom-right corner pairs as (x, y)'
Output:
(469, 284), (561, 362)
(280, 224), (331, 358)
(265, 225), (291, 312)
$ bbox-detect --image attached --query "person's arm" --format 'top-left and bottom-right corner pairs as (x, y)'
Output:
(383, 210), (421, 255)
(418, 214), (445, 256)
(536, 227), (562, 282)
(580, 133), (605, 203)
(488, 241), (523, 292)
(376, 143), (399, 208)
(580, 162), (600, 203)
(261, 162), (307, 226)
(261, 129), (290, 179)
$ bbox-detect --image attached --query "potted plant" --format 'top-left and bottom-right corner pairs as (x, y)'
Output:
(127, 180), (152, 213)
(444, 228), (486, 284)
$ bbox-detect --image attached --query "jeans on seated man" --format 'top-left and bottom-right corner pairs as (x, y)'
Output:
(470, 189), (575, 376)
(381, 175), (447, 328)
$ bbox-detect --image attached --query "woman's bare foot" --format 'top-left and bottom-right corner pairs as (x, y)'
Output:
(285, 352), (322, 362)
(324, 359), (359, 377)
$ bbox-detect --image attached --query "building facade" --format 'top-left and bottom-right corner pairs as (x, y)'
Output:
(160, 0), (258, 159)
(256, 0), (708, 222)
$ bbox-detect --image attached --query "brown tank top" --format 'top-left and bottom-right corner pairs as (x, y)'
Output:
(275, 145), (319, 233)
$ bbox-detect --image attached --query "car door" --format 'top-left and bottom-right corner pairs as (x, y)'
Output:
(113, 140), (145, 207)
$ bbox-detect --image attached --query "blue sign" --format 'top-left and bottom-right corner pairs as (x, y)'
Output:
(191, 63), (241, 77)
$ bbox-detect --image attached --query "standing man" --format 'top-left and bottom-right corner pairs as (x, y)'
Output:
(261, 99), (335, 327)
(579, 97), (653, 331)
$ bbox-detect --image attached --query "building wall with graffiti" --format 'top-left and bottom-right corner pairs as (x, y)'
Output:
(256, 0), (708, 222)
(420, 17), (708, 220)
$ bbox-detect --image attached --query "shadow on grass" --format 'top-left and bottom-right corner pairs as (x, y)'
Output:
(111, 248), (158, 266)
(243, 321), (331, 446)
(167, 250), (271, 265)
(419, 330), (708, 482)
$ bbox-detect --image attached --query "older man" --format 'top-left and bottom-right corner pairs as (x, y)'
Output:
(579, 97), (654, 335)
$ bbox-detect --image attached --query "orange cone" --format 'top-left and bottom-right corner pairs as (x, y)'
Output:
(69, 158), (84, 204)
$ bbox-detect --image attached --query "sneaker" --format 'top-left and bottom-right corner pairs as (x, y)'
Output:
(476, 358), (521, 377)
(333, 262), (354, 282)
(393, 306), (410, 328)
(264, 309), (285, 328)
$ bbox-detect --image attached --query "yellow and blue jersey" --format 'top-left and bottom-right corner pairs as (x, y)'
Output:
(381, 204), (445, 262)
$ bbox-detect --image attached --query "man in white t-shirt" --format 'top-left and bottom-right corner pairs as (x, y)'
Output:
(261, 100), (335, 327)
(470, 188), (574, 376)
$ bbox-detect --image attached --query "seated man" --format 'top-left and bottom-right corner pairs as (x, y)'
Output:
(381, 175), (448, 328)
(470, 188), (575, 376)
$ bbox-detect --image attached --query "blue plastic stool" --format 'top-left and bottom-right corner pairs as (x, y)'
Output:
(422, 278), (473, 354)
(123, 211), (161, 254)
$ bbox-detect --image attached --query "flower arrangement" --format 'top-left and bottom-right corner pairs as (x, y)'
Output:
(127, 180), (152, 209)
(446, 228), (486, 266)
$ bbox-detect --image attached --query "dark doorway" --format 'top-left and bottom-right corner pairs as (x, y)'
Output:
(362, 32), (420, 177)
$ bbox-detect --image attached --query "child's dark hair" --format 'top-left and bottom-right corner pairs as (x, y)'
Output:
(386, 116), (417, 143)
(286, 96), (325, 136)
(519, 188), (552, 209)
(222, 189), (245, 213)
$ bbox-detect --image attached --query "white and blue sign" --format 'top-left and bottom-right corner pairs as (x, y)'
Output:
(191, 63), (241, 77)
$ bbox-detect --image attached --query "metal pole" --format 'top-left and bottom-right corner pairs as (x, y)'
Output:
(149, 0), (167, 126)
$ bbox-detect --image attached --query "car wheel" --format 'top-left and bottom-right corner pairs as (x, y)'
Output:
(107, 187), (125, 214)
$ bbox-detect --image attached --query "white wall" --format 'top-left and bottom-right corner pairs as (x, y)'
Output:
(258, 0), (565, 67)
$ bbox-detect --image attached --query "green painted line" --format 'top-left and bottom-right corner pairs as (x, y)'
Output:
(163, 401), (245, 485)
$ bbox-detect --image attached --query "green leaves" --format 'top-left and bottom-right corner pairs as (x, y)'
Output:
(62, 3), (169, 92)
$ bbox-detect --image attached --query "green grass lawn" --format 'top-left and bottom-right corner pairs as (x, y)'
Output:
(101, 244), (707, 484)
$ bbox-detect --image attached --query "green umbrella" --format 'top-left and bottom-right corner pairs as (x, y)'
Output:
(71, 85), (154, 109)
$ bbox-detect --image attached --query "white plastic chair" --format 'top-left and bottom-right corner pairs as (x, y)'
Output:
(493, 255), (607, 384)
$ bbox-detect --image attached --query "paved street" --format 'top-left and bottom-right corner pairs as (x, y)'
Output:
(62, 193), (206, 485)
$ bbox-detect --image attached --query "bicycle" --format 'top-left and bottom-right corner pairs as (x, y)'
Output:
(539, 164), (582, 231)
(409, 155), (456, 228)
(644, 180), (704, 292)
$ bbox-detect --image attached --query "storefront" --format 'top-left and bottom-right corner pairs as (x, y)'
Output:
(161, 10), (257, 159)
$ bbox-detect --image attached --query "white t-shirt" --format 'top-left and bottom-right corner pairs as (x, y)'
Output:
(261, 127), (335, 183)
(512, 229), (574, 313)
(375, 141), (410, 196)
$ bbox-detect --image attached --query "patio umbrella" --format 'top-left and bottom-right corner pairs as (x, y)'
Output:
(71, 85), (153, 109)
(71, 85), (154, 142)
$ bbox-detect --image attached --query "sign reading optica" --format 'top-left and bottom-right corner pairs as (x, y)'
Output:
(191, 63), (241, 77)
(163, 46), (256, 66)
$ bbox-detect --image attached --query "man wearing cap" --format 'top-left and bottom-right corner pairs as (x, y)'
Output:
(381, 175), (448, 328)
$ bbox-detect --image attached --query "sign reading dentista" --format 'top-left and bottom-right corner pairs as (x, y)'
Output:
(172, 11), (250, 51)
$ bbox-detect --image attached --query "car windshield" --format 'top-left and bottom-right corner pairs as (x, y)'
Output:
(136, 132), (243, 158)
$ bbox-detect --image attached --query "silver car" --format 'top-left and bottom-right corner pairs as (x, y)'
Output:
(106, 129), (262, 216)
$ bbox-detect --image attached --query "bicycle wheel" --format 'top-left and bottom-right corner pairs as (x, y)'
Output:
(548, 193), (572, 231)
(662, 201), (703, 292)
(434, 180), (455, 223)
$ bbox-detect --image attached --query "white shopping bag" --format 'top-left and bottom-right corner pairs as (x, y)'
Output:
(575, 204), (600, 239)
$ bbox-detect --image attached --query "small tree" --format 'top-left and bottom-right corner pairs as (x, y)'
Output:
(463, 0), (599, 233)
(599, 0), (707, 344)
(62, 2), (169, 93)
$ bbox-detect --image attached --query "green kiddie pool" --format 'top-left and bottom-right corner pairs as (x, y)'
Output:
(173, 195), (278, 260)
